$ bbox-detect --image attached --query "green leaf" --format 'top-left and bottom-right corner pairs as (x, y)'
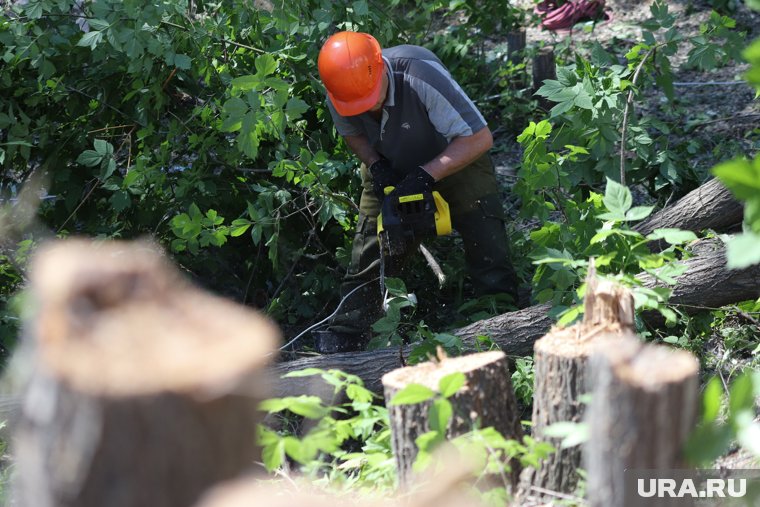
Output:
(94, 139), (111, 155)
(625, 206), (654, 221)
(259, 395), (326, 419)
(109, 191), (130, 213)
(352, 0), (369, 15)
(729, 373), (755, 418)
(76, 150), (102, 167)
(389, 384), (436, 406)
(544, 421), (589, 448)
(428, 398), (453, 434)
(285, 97), (309, 120)
(223, 97), (248, 117)
(726, 233), (760, 269)
(712, 158), (760, 200)
(255, 54), (277, 77)
(231, 75), (261, 91)
(702, 377), (723, 423)
(346, 384), (374, 403)
(646, 228), (698, 245)
(259, 429), (284, 471)
(88, 19), (110, 31)
(174, 53), (192, 70)
(603, 177), (632, 214)
(229, 219), (252, 237)
(77, 31), (103, 50)
(283, 368), (324, 378)
(438, 372), (466, 398)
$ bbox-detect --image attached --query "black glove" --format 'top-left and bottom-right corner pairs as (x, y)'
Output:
(390, 166), (435, 197)
(369, 158), (402, 200)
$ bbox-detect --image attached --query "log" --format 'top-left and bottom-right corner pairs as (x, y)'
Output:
(639, 238), (760, 320)
(585, 337), (700, 507)
(522, 267), (636, 498)
(268, 303), (553, 398)
(634, 178), (743, 251)
(270, 241), (760, 400)
(13, 240), (280, 507)
(381, 350), (523, 491)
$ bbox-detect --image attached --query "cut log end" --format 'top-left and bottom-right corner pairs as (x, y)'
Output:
(30, 239), (281, 396)
(602, 338), (700, 388)
(381, 349), (506, 392)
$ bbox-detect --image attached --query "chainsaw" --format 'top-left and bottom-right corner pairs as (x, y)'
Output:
(376, 187), (452, 304)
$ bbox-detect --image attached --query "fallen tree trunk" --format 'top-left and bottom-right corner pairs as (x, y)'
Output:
(634, 178), (742, 251)
(268, 304), (553, 398)
(640, 239), (760, 319)
(269, 241), (760, 399)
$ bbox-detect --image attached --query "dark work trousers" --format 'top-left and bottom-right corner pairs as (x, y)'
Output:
(328, 153), (518, 337)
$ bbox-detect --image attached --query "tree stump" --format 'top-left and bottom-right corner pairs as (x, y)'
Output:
(381, 350), (523, 491)
(506, 29), (527, 65)
(521, 264), (636, 499)
(532, 47), (556, 110)
(13, 240), (280, 507)
(585, 338), (700, 507)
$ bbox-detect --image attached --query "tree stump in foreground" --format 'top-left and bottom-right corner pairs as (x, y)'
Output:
(13, 240), (280, 507)
(522, 267), (637, 498)
(381, 350), (523, 491)
(585, 337), (699, 507)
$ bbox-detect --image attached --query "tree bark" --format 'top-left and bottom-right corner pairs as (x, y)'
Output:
(269, 304), (553, 398)
(521, 268), (637, 498)
(13, 240), (279, 507)
(381, 351), (523, 491)
(532, 47), (556, 111)
(270, 241), (760, 400)
(634, 178), (743, 251)
(507, 29), (527, 65)
(639, 238), (760, 323)
(585, 337), (699, 507)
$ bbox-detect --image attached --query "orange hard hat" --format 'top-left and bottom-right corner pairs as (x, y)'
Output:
(318, 31), (384, 117)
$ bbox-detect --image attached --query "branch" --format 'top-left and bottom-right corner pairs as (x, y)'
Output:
(619, 45), (660, 186)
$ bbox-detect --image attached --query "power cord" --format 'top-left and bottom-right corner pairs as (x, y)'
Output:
(277, 277), (380, 351)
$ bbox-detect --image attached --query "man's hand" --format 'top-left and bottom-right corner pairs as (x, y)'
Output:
(391, 166), (435, 197)
(369, 158), (402, 199)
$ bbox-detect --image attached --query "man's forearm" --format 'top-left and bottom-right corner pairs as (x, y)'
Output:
(422, 126), (493, 182)
(343, 135), (381, 167)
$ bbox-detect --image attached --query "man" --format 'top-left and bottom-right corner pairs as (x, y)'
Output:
(315, 31), (517, 353)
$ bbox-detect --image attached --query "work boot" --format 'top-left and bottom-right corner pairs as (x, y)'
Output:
(312, 330), (369, 354)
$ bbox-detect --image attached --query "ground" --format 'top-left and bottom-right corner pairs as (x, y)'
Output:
(487, 0), (760, 475)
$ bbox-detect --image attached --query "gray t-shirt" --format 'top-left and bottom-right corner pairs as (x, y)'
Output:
(325, 44), (487, 172)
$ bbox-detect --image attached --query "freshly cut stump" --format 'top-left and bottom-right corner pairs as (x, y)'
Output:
(585, 337), (700, 507)
(522, 269), (637, 498)
(381, 350), (523, 491)
(14, 240), (280, 507)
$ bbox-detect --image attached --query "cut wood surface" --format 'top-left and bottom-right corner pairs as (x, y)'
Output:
(585, 337), (700, 507)
(270, 240), (760, 400)
(14, 240), (280, 507)
(634, 178), (743, 250)
(382, 350), (523, 490)
(521, 269), (637, 498)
